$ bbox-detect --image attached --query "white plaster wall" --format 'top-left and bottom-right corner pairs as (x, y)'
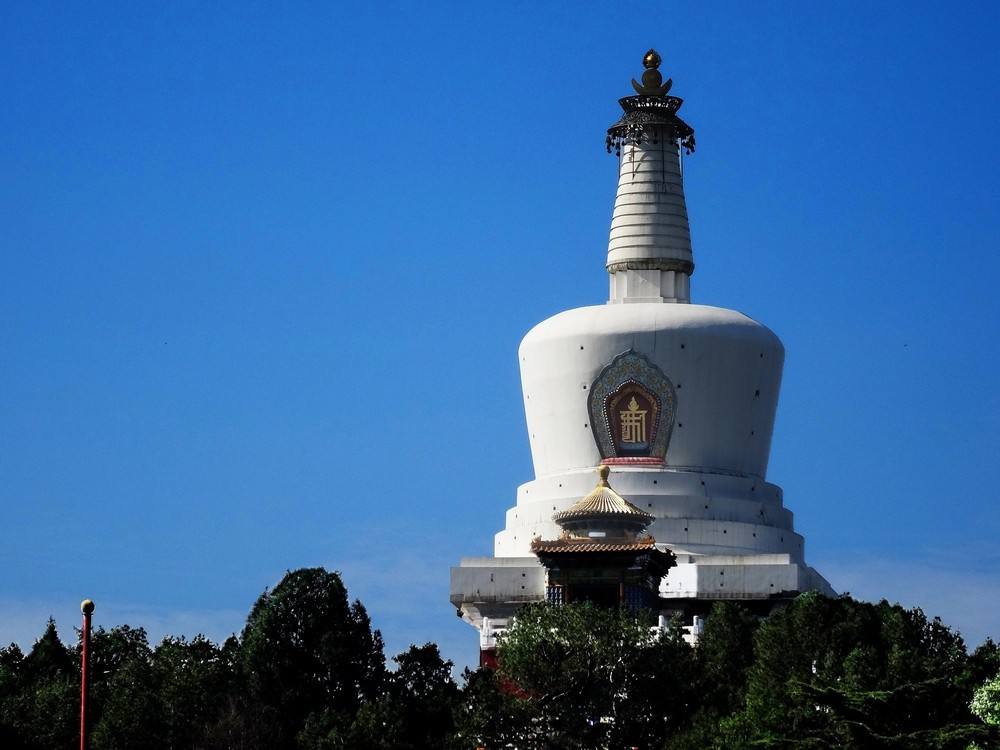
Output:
(492, 465), (805, 561)
(662, 556), (835, 599)
(494, 507), (805, 562)
(662, 560), (803, 598)
(449, 558), (545, 605)
(607, 139), (692, 269)
(449, 553), (834, 633)
(519, 303), (784, 479)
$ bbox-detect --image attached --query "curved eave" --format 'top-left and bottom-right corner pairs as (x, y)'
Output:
(552, 509), (654, 526)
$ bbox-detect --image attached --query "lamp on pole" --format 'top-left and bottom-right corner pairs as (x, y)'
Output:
(79, 599), (94, 750)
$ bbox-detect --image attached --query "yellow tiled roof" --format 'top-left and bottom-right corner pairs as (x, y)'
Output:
(552, 465), (653, 525)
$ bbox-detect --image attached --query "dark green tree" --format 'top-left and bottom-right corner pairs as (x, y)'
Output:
(0, 619), (78, 750)
(970, 668), (1000, 730)
(695, 601), (758, 715)
(965, 638), (1000, 695)
(0, 643), (25, 749)
(665, 603), (758, 750)
(348, 643), (459, 749)
(493, 602), (698, 750)
(153, 635), (237, 750)
(241, 567), (386, 749)
(449, 665), (535, 750)
(721, 593), (994, 749)
(88, 625), (161, 750)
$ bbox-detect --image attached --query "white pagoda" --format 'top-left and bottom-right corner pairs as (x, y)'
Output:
(450, 50), (833, 663)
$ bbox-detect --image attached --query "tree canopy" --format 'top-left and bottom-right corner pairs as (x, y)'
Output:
(0, 568), (455, 750)
(0, 572), (996, 750)
(457, 596), (999, 750)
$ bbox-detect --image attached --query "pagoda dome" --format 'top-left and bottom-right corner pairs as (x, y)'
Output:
(519, 303), (784, 479)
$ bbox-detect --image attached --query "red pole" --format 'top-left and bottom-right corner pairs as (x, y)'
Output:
(80, 599), (94, 750)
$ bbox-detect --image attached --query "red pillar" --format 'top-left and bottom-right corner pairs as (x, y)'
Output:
(80, 599), (94, 750)
(480, 647), (498, 670)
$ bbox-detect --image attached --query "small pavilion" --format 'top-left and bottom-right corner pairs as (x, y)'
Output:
(531, 465), (675, 611)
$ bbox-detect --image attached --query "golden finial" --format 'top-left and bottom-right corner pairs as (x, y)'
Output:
(597, 464), (611, 485)
(631, 49), (672, 96)
(81, 599), (95, 615)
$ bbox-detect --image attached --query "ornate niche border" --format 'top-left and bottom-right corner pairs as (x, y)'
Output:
(587, 350), (677, 463)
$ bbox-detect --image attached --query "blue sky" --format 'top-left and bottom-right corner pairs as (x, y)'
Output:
(2, 2), (999, 669)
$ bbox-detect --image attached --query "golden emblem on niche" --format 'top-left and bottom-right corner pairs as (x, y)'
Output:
(619, 396), (648, 445)
(589, 350), (675, 462)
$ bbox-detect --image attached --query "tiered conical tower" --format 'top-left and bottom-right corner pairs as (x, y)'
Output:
(450, 50), (833, 664)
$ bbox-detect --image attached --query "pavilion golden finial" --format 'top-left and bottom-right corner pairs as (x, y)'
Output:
(631, 48), (672, 97)
(597, 464), (611, 485)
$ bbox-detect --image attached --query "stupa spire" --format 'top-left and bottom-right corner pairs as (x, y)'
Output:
(606, 50), (696, 304)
